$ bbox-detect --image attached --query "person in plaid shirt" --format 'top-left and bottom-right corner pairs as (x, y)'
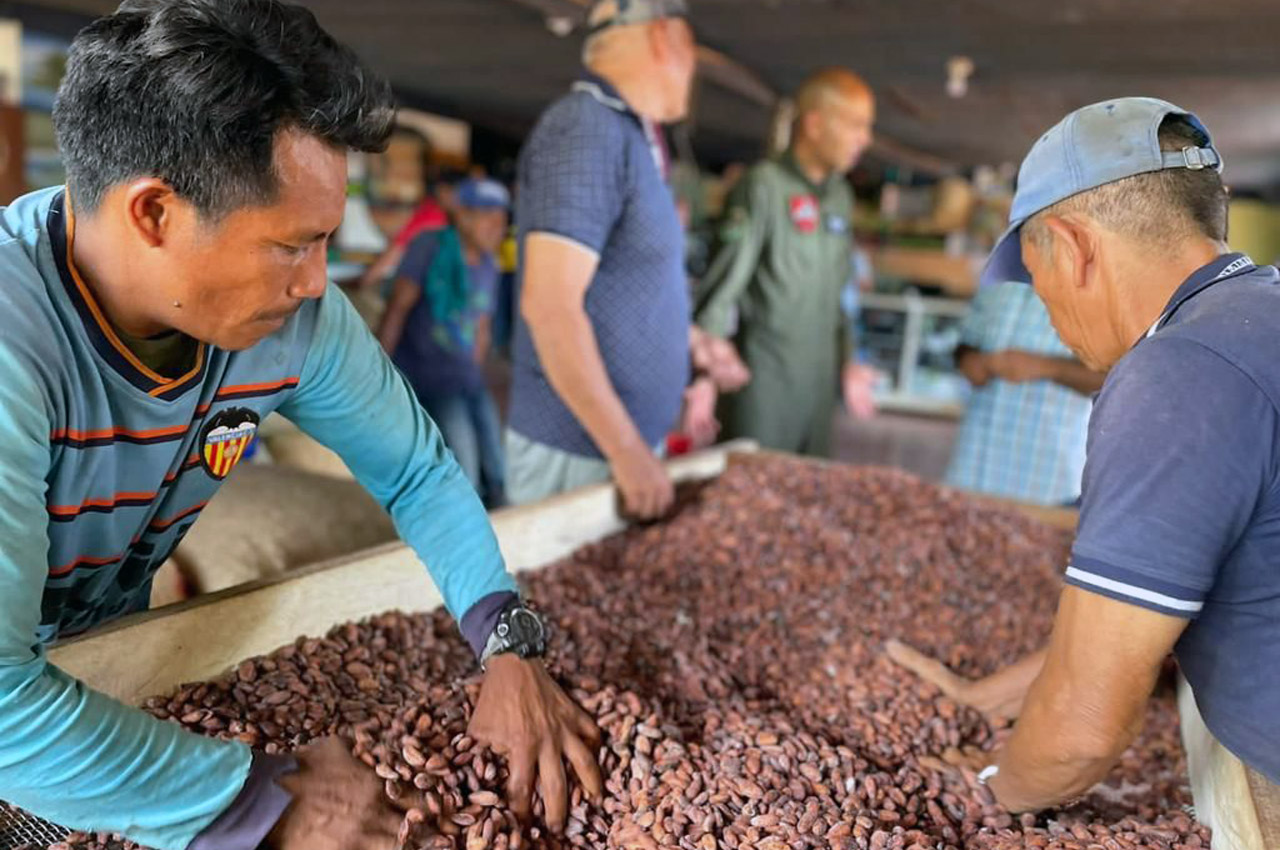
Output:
(945, 281), (1105, 506)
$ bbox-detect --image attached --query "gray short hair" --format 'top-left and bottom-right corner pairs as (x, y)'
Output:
(1023, 116), (1229, 250)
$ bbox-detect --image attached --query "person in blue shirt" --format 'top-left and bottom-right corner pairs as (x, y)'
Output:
(946, 282), (1104, 507)
(887, 98), (1280, 823)
(509, 0), (706, 517)
(509, 0), (749, 513)
(378, 178), (511, 508)
(0, 3), (600, 849)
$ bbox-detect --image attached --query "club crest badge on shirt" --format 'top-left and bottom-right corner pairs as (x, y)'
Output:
(790, 195), (819, 234)
(199, 407), (260, 480)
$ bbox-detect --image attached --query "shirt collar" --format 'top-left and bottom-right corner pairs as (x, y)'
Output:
(572, 71), (635, 118)
(780, 149), (836, 195)
(573, 70), (670, 180)
(1145, 252), (1266, 339)
(46, 190), (210, 400)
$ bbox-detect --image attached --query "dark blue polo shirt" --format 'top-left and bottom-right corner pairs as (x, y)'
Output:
(1066, 253), (1280, 783)
(509, 73), (690, 458)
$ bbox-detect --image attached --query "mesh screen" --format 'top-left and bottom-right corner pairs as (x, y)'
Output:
(0, 802), (69, 849)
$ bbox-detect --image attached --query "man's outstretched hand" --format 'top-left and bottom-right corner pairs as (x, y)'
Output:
(266, 738), (403, 850)
(467, 655), (604, 834)
(842, 362), (880, 421)
(884, 640), (1046, 724)
(689, 327), (751, 392)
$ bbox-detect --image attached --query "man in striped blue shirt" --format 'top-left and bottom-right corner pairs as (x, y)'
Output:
(0, 2), (599, 848)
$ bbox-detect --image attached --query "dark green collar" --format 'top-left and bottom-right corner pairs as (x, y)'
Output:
(781, 150), (838, 195)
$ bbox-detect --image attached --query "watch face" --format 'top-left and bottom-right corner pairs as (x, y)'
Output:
(509, 609), (544, 643)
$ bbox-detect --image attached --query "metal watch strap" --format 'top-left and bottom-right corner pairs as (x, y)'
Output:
(480, 628), (505, 668)
(480, 603), (546, 668)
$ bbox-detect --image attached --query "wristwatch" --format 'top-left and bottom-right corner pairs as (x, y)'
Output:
(480, 601), (547, 668)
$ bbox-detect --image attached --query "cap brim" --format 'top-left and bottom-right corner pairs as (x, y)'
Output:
(980, 221), (1032, 288)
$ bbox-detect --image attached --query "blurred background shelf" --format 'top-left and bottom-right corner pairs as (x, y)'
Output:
(859, 291), (971, 419)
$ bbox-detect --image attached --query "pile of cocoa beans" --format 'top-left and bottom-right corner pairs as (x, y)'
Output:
(32, 457), (1210, 849)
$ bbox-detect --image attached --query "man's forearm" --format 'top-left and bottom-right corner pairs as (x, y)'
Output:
(1044, 357), (1107, 396)
(955, 346), (987, 387)
(526, 303), (646, 460)
(279, 283), (518, 630)
(375, 308), (407, 354)
(986, 587), (1188, 814)
(990, 702), (1132, 811)
(988, 663), (1141, 812)
(360, 245), (405, 289)
(377, 278), (422, 354)
(0, 656), (254, 849)
(473, 317), (492, 367)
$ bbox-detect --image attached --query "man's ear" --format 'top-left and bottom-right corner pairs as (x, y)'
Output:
(798, 109), (823, 144)
(121, 179), (182, 249)
(1041, 214), (1098, 292)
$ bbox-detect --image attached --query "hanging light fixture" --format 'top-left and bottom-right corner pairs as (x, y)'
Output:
(947, 56), (974, 99)
(546, 15), (575, 37)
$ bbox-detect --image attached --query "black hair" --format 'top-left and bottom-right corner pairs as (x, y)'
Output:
(53, 0), (395, 218)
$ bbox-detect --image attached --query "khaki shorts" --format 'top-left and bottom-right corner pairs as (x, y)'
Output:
(504, 430), (613, 506)
(505, 430), (665, 507)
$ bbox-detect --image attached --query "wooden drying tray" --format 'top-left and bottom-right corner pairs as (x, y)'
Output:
(47, 440), (758, 705)
(47, 442), (1078, 706)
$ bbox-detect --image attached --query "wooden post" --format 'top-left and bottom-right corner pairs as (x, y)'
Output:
(0, 104), (24, 205)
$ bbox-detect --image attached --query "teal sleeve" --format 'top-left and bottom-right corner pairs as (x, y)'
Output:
(277, 285), (517, 622)
(0, 342), (251, 850)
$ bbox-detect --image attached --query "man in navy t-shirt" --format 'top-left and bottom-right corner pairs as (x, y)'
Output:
(888, 98), (1280, 820)
(507, 0), (699, 517)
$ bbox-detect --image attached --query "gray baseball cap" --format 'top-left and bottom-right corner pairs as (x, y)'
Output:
(586, 0), (689, 35)
(982, 97), (1222, 287)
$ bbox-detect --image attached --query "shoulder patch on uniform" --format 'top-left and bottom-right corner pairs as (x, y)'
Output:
(199, 407), (260, 480)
